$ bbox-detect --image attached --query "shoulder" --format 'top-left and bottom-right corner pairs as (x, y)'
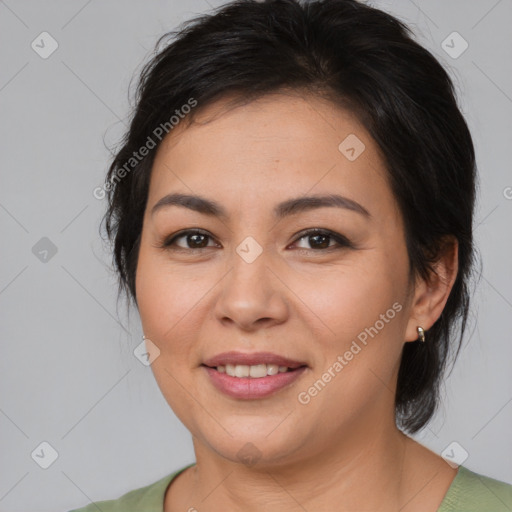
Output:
(439, 466), (512, 512)
(67, 465), (192, 512)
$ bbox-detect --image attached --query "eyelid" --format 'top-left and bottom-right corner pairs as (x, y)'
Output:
(157, 227), (353, 251)
(158, 228), (217, 249)
(291, 228), (353, 251)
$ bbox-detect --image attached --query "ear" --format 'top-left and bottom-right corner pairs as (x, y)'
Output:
(405, 237), (459, 342)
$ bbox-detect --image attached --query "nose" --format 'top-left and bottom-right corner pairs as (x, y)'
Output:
(213, 246), (289, 331)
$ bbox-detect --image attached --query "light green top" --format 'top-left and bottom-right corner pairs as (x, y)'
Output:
(68, 464), (512, 511)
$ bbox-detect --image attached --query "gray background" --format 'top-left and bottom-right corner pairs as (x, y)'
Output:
(0, 0), (511, 510)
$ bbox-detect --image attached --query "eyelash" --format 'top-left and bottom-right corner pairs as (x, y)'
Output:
(157, 228), (353, 253)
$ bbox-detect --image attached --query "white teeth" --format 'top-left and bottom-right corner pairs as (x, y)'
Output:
(220, 363), (292, 378)
(266, 364), (279, 376)
(249, 364), (267, 378)
(234, 365), (249, 378)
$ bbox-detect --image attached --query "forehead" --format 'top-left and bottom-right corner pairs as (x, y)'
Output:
(148, 92), (397, 221)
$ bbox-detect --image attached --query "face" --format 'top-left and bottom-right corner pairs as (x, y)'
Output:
(136, 92), (418, 468)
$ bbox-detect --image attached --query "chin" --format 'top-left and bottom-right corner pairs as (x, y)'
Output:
(195, 414), (311, 468)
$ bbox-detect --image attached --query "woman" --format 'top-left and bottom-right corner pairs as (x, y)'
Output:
(70, 0), (512, 510)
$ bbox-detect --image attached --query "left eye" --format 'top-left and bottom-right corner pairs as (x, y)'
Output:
(292, 229), (352, 251)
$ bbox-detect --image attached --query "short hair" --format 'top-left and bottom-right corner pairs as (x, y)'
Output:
(103, 0), (477, 433)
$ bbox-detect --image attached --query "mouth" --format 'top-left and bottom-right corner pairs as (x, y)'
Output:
(203, 363), (302, 378)
(202, 351), (307, 370)
(201, 351), (308, 399)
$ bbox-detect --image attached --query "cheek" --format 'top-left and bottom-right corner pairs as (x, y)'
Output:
(294, 265), (407, 425)
(135, 247), (204, 421)
(136, 246), (206, 344)
(299, 257), (406, 344)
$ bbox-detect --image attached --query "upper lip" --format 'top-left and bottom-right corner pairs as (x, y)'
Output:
(202, 351), (307, 369)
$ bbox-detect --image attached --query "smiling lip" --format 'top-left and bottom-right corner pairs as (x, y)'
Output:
(202, 351), (308, 400)
(203, 366), (307, 399)
(202, 351), (307, 368)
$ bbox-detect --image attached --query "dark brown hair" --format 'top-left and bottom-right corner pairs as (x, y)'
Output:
(102, 0), (478, 433)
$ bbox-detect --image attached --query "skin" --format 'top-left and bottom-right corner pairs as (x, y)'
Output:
(135, 91), (459, 511)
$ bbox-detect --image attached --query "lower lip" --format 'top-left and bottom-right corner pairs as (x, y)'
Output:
(203, 366), (307, 399)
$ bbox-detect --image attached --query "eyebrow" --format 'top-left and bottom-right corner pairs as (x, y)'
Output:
(151, 192), (371, 220)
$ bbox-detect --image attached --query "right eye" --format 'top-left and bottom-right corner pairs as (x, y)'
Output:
(159, 229), (220, 251)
